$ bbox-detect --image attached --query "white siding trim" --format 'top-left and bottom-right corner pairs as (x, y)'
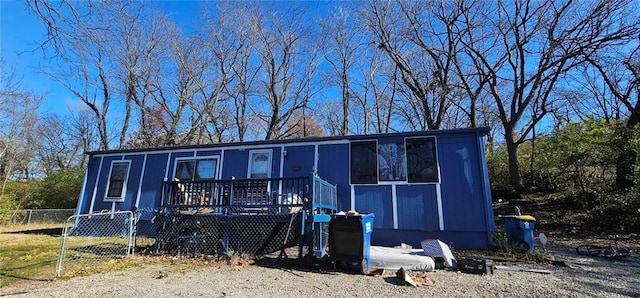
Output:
(91, 140), (350, 158)
(313, 144), (319, 173)
(350, 185), (355, 211)
(88, 156), (104, 214)
(436, 183), (444, 231)
(218, 149), (225, 179)
(392, 184), (398, 229)
(278, 146), (285, 197)
(75, 163), (90, 215)
(164, 152), (172, 181)
(134, 154), (149, 209)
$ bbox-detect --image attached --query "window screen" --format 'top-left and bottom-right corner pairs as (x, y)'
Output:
(406, 137), (439, 183)
(350, 141), (378, 184)
(378, 141), (406, 181)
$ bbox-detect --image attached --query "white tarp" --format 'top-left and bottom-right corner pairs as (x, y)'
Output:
(369, 246), (435, 271)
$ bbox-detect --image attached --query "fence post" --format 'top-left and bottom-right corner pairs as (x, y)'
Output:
(56, 218), (70, 277)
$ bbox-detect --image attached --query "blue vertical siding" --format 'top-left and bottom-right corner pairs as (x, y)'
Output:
(438, 135), (486, 232)
(354, 185), (393, 229)
(91, 155), (124, 212)
(317, 144), (350, 211)
(271, 147), (281, 178)
(196, 150), (221, 156)
(78, 156), (102, 214)
(282, 145), (314, 177)
(138, 153), (169, 209)
(122, 154), (145, 211)
(396, 184), (439, 231)
(221, 149), (249, 179)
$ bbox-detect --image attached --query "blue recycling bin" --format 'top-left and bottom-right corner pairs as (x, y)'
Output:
(329, 213), (375, 274)
(503, 215), (536, 252)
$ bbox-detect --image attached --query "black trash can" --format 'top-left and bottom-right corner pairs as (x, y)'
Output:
(328, 213), (375, 274)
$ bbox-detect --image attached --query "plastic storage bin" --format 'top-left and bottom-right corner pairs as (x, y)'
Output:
(503, 215), (536, 252)
(329, 213), (375, 274)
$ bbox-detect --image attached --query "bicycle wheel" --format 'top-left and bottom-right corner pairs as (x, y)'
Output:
(576, 245), (602, 256)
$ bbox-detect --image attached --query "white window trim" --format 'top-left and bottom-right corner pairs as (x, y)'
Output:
(104, 160), (131, 202)
(173, 156), (220, 181)
(247, 149), (273, 179)
(404, 136), (441, 185)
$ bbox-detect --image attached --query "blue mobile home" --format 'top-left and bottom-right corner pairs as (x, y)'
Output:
(75, 128), (495, 250)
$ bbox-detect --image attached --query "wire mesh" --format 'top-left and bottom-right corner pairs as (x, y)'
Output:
(152, 209), (303, 258)
(0, 209), (76, 225)
(56, 211), (135, 277)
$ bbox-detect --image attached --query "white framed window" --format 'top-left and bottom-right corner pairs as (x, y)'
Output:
(105, 160), (131, 201)
(247, 149), (272, 179)
(174, 157), (219, 181)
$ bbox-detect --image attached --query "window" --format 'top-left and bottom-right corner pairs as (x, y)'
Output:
(406, 137), (439, 183)
(350, 141), (378, 184)
(378, 141), (406, 181)
(106, 161), (130, 200)
(248, 150), (272, 179)
(349, 137), (440, 185)
(174, 158), (218, 181)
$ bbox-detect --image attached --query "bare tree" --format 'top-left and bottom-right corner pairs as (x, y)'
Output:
(577, 44), (640, 188)
(362, 0), (463, 130)
(457, 0), (640, 191)
(27, 1), (154, 149)
(321, 5), (367, 136)
(247, 4), (321, 140)
(0, 66), (43, 203)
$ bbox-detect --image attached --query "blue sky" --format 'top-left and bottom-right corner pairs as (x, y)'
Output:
(1, 0), (70, 114)
(1, 1), (331, 116)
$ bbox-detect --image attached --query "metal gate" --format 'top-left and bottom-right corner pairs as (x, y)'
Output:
(56, 211), (135, 277)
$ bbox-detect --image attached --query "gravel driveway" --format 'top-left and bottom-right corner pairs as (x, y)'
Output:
(1, 244), (638, 297)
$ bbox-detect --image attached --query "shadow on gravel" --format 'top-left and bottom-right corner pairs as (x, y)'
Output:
(548, 244), (640, 297)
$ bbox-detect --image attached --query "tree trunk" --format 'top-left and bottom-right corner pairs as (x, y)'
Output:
(505, 130), (524, 193)
(616, 108), (639, 189)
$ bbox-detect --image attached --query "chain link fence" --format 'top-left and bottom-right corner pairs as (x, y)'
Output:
(56, 211), (135, 277)
(148, 208), (304, 259)
(0, 209), (76, 225)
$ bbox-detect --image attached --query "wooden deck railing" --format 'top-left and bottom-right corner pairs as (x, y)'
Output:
(162, 177), (312, 214)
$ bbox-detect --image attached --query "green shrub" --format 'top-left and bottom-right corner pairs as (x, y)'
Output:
(29, 167), (84, 209)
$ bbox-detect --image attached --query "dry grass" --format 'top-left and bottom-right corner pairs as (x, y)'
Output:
(0, 224), (254, 288)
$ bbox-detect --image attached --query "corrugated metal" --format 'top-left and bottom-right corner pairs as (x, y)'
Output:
(396, 184), (439, 231)
(438, 135), (486, 232)
(354, 185), (393, 229)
